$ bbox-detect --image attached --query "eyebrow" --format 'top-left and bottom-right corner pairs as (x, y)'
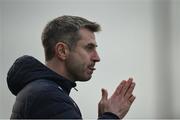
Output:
(86, 43), (98, 47)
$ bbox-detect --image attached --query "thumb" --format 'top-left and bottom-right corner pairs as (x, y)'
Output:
(101, 88), (108, 101)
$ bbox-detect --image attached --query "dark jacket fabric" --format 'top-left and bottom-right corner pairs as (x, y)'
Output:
(7, 55), (119, 119)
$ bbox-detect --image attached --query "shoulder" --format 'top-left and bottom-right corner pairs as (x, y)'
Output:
(19, 79), (67, 100)
(23, 79), (81, 118)
(18, 79), (59, 96)
(16, 79), (71, 109)
(13, 79), (82, 118)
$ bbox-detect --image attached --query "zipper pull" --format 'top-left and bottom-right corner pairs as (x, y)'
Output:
(73, 87), (78, 91)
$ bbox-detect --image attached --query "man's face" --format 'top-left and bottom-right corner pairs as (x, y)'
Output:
(65, 28), (100, 81)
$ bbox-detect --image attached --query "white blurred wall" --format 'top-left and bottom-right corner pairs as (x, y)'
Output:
(0, 2), (2, 117)
(0, 0), (180, 119)
(171, 0), (180, 117)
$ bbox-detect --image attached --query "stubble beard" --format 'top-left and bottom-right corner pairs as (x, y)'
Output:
(65, 59), (91, 82)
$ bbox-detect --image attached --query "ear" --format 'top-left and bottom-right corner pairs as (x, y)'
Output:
(55, 42), (70, 60)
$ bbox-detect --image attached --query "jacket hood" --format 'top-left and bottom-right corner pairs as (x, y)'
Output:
(7, 55), (76, 96)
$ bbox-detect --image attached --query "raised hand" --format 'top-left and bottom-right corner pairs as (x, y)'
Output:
(98, 78), (136, 119)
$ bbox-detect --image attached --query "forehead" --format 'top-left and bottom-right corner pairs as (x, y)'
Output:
(77, 28), (97, 45)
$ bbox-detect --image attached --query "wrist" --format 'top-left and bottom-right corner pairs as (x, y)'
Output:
(99, 112), (120, 119)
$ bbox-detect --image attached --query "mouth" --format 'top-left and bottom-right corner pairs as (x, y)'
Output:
(88, 66), (96, 71)
(87, 64), (96, 73)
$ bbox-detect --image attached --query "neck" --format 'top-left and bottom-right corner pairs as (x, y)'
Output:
(45, 58), (75, 82)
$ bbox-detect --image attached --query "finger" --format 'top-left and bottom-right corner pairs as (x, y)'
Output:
(101, 88), (108, 101)
(121, 78), (133, 96)
(125, 82), (136, 99)
(113, 80), (126, 96)
(128, 95), (136, 104)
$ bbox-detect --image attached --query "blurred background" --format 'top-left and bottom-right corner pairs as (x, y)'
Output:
(0, 0), (180, 119)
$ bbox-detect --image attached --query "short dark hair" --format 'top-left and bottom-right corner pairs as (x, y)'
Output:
(41, 15), (101, 61)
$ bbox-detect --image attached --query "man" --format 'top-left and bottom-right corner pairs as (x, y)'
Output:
(7, 15), (136, 119)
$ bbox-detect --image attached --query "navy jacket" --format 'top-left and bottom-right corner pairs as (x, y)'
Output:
(7, 55), (119, 119)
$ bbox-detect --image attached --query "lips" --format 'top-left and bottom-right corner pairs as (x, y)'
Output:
(88, 67), (96, 71)
(87, 64), (96, 74)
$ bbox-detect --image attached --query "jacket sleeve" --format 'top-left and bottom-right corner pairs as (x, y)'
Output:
(98, 112), (120, 119)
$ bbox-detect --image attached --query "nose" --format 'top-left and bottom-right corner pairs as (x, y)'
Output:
(92, 50), (100, 62)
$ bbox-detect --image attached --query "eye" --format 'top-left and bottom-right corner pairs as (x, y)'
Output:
(86, 45), (94, 50)
(85, 44), (97, 52)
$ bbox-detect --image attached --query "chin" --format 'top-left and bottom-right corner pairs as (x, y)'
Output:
(77, 76), (92, 82)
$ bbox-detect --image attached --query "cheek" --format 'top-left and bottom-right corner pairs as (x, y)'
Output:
(75, 51), (90, 64)
(68, 51), (91, 69)
(68, 54), (86, 70)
